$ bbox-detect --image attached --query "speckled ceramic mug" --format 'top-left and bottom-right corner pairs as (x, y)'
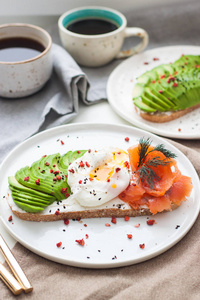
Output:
(58, 6), (149, 67)
(0, 23), (52, 98)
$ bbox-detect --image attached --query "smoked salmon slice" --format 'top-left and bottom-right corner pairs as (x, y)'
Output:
(119, 139), (192, 214)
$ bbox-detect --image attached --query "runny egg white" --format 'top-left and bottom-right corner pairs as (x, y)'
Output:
(67, 148), (131, 207)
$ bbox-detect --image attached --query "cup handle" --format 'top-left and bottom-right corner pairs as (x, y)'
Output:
(116, 27), (149, 59)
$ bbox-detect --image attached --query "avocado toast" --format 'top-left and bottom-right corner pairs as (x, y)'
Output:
(133, 55), (200, 122)
(7, 139), (192, 222)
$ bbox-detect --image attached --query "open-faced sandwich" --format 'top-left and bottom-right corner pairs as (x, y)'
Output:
(7, 138), (193, 221)
(133, 55), (200, 122)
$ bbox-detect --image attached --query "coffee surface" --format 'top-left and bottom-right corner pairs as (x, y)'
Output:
(0, 37), (45, 62)
(67, 18), (118, 35)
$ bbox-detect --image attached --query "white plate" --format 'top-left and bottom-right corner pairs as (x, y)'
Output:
(0, 123), (199, 268)
(107, 45), (200, 139)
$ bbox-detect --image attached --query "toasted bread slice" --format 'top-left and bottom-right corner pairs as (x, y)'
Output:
(135, 103), (200, 123)
(7, 191), (178, 222)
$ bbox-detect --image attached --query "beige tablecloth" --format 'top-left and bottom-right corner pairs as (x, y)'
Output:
(1, 139), (200, 300)
(1, 0), (200, 297)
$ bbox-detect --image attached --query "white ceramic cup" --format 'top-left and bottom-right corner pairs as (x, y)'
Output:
(0, 23), (53, 98)
(58, 6), (149, 67)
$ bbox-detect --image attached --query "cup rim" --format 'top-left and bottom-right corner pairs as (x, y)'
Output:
(0, 23), (52, 65)
(58, 6), (127, 38)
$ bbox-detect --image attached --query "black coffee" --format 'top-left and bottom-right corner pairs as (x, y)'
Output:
(67, 18), (118, 35)
(0, 37), (45, 62)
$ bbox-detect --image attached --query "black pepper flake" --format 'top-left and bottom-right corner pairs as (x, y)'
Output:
(3, 196), (5, 198)
(87, 256), (90, 259)
(63, 229), (66, 232)
(49, 210), (51, 213)
(63, 206), (66, 209)
(175, 225), (180, 229)
(112, 255), (117, 260)
(98, 250), (101, 252)
(121, 249), (124, 252)
(62, 247), (65, 249)
(98, 198), (101, 201)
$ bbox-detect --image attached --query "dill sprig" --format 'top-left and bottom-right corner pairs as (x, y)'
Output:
(136, 156), (171, 188)
(137, 164), (160, 189)
(138, 137), (151, 167)
(136, 137), (177, 188)
(152, 144), (177, 159)
(147, 156), (172, 167)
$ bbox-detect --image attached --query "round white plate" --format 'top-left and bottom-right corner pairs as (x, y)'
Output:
(0, 123), (199, 268)
(107, 45), (200, 139)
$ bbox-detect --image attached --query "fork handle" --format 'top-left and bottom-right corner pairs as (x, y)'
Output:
(0, 262), (23, 295)
(0, 235), (33, 293)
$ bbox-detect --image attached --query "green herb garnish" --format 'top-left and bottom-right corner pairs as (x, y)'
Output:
(136, 137), (176, 188)
(153, 144), (177, 159)
(137, 137), (151, 167)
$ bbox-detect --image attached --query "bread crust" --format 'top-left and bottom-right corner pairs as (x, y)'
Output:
(135, 102), (200, 123)
(9, 203), (178, 222)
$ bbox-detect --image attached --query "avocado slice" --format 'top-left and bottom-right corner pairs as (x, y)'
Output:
(132, 83), (144, 98)
(133, 98), (156, 113)
(13, 200), (44, 213)
(60, 150), (87, 169)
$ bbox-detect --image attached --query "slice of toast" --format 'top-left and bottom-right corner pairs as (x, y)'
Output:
(7, 190), (178, 222)
(135, 103), (200, 123)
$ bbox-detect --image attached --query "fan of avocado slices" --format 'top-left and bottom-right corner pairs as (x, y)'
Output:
(8, 150), (87, 213)
(133, 55), (200, 113)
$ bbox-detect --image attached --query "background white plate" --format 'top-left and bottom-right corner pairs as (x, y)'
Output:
(107, 45), (200, 139)
(0, 123), (199, 268)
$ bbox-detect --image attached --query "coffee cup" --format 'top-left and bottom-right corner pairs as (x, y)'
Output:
(58, 6), (149, 67)
(0, 23), (53, 98)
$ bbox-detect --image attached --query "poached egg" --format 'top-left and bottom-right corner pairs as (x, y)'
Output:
(67, 148), (131, 207)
